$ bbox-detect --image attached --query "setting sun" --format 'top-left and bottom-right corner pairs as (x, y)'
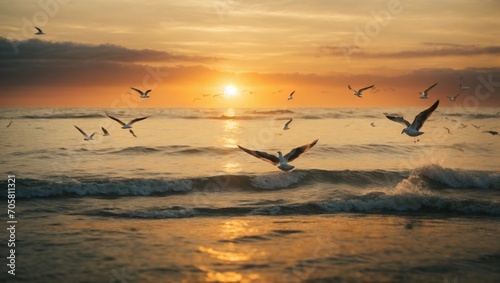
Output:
(224, 85), (238, 97)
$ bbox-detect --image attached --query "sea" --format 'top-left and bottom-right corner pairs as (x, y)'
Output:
(1, 107), (499, 283)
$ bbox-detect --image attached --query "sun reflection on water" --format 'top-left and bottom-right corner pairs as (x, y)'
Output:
(197, 219), (263, 283)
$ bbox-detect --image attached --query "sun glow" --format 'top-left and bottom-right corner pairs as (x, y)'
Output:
(224, 85), (238, 97)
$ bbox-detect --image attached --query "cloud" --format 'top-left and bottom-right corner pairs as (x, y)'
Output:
(317, 42), (500, 58)
(0, 37), (220, 63)
(0, 37), (223, 89)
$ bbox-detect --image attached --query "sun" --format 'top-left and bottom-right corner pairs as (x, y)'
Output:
(224, 85), (238, 97)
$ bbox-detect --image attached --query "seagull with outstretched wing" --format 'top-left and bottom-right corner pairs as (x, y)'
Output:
(385, 100), (439, 142)
(283, 118), (293, 130)
(348, 85), (374, 98)
(419, 83), (438, 99)
(74, 125), (96, 141)
(238, 139), (318, 171)
(101, 127), (110, 136)
(106, 114), (148, 129)
(34, 26), (45, 35)
(131, 87), (151, 98)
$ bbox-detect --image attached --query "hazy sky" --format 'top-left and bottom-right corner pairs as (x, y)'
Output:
(1, 0), (499, 108)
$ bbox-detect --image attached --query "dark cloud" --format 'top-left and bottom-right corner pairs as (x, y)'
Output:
(0, 37), (222, 89)
(317, 42), (500, 58)
(0, 37), (220, 63)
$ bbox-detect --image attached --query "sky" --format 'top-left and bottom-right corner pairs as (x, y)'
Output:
(1, 0), (499, 108)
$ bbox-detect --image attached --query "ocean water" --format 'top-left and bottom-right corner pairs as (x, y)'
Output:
(1, 107), (499, 282)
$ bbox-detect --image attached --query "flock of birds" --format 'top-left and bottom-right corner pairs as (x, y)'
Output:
(20, 26), (499, 171)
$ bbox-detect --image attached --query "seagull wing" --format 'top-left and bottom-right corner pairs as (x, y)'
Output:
(129, 116), (148, 125)
(359, 85), (374, 92)
(454, 93), (461, 99)
(483, 131), (498, 135)
(289, 90), (295, 97)
(348, 85), (355, 92)
(384, 113), (411, 127)
(6, 120), (12, 127)
(130, 87), (144, 95)
(425, 83), (438, 92)
(101, 127), (109, 135)
(144, 89), (152, 95)
(89, 132), (96, 138)
(35, 27), (43, 33)
(129, 129), (137, 137)
(284, 118), (293, 128)
(237, 145), (279, 165)
(106, 114), (126, 126)
(283, 139), (318, 163)
(74, 125), (88, 138)
(411, 99), (439, 131)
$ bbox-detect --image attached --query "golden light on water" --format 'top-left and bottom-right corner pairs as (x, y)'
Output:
(198, 246), (250, 262)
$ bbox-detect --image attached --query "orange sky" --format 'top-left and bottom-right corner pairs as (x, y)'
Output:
(1, 0), (499, 108)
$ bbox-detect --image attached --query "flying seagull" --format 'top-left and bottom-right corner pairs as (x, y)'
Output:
(34, 27), (45, 35)
(370, 122), (376, 127)
(283, 118), (293, 130)
(74, 125), (96, 141)
(447, 93), (460, 102)
(348, 85), (374, 98)
(471, 124), (482, 129)
(384, 100), (439, 142)
(238, 139), (318, 171)
(459, 84), (470, 91)
(131, 87), (151, 98)
(287, 90), (295, 100)
(6, 120), (12, 128)
(419, 83), (438, 99)
(106, 114), (148, 129)
(101, 127), (110, 136)
(483, 131), (499, 136)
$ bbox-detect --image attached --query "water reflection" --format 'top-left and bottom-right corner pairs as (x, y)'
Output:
(198, 219), (263, 282)
(222, 108), (240, 172)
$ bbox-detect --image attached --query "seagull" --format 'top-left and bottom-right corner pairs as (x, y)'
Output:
(74, 125), (96, 141)
(459, 123), (468, 129)
(287, 90), (295, 100)
(348, 85), (374, 98)
(101, 127), (110, 136)
(370, 122), (376, 127)
(238, 139), (318, 171)
(384, 100), (439, 142)
(471, 124), (482, 129)
(459, 84), (470, 91)
(131, 87), (151, 98)
(483, 130), (499, 136)
(34, 27), (45, 35)
(6, 120), (12, 128)
(129, 129), (137, 138)
(283, 118), (293, 130)
(106, 114), (148, 129)
(419, 83), (438, 99)
(443, 127), (452, 135)
(447, 93), (460, 102)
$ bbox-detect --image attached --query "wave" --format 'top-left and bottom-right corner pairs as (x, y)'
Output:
(82, 195), (500, 219)
(12, 165), (499, 199)
(101, 145), (236, 155)
(444, 113), (500, 120)
(21, 114), (104, 119)
(245, 110), (294, 115)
